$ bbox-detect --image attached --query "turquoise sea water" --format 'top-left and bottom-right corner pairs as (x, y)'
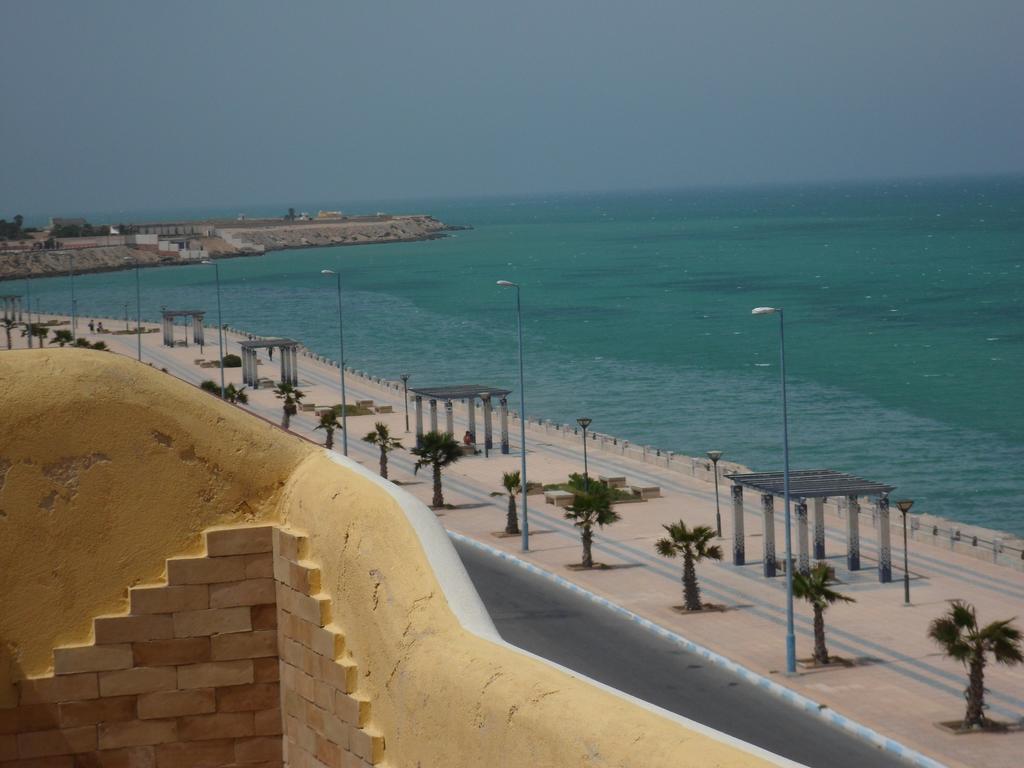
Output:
(19, 178), (1024, 534)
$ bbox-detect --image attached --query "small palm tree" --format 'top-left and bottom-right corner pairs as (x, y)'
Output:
(362, 422), (402, 478)
(225, 383), (248, 405)
(929, 600), (1022, 729)
(564, 484), (620, 568)
(411, 431), (461, 507)
(316, 410), (341, 450)
(655, 522), (722, 611)
(501, 471), (521, 534)
(2, 316), (15, 349)
(792, 563), (855, 665)
(50, 329), (74, 347)
(273, 383), (305, 429)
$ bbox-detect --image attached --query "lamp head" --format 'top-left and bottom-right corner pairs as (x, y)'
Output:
(706, 450), (722, 463)
(496, 280), (518, 288)
(896, 499), (915, 514)
(751, 306), (778, 315)
(577, 417), (592, 429)
(400, 373), (410, 382)
(321, 269), (336, 275)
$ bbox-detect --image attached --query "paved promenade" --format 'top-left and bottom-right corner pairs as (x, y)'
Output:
(12, 316), (1024, 768)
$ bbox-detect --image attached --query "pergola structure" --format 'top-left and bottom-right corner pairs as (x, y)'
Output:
(726, 469), (895, 582)
(410, 385), (512, 452)
(238, 339), (301, 387)
(1, 295), (23, 321)
(161, 309), (206, 348)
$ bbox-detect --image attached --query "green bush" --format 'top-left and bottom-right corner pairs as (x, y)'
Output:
(222, 353), (242, 368)
(200, 380), (219, 394)
(91, 341), (107, 351)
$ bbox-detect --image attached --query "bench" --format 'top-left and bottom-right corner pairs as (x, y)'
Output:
(375, 405), (393, 414)
(356, 400), (374, 409)
(630, 484), (661, 499)
(544, 490), (575, 508)
(599, 475), (627, 488)
(300, 403), (316, 412)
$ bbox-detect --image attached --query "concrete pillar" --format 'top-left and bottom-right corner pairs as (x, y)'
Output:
(796, 499), (810, 574)
(444, 399), (454, 436)
(162, 316), (172, 347)
(731, 484), (745, 565)
(762, 493), (776, 577)
(813, 497), (826, 560)
(498, 396), (508, 454)
(194, 316), (205, 346)
(291, 347), (299, 385)
(847, 495), (861, 571)
(241, 349), (251, 385)
(483, 395), (494, 450)
(467, 398), (476, 442)
(429, 399), (438, 433)
(877, 494), (892, 583)
(414, 395), (424, 448)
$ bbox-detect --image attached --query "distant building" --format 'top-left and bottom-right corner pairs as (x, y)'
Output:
(316, 210), (343, 219)
(49, 217), (88, 229)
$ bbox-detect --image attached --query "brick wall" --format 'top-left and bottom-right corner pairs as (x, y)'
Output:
(0, 525), (384, 768)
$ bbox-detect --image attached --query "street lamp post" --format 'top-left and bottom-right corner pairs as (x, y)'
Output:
(24, 257), (33, 349)
(707, 450), (723, 537)
(322, 270), (349, 456)
(123, 303), (129, 331)
(498, 280), (529, 552)
(752, 306), (796, 675)
(201, 261), (226, 400)
(124, 257), (141, 361)
(577, 417), (593, 491)
(896, 499), (915, 605)
(68, 253), (77, 340)
(401, 374), (411, 432)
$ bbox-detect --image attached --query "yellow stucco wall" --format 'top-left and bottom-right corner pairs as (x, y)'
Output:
(0, 350), (778, 766)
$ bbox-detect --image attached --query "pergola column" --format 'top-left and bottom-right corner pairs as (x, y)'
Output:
(162, 315), (173, 347)
(796, 498), (810, 574)
(731, 484), (745, 565)
(429, 399), (438, 433)
(482, 395), (494, 450)
(846, 495), (861, 571)
(813, 498), (826, 560)
(761, 493), (776, 577)
(466, 398), (477, 443)
(444, 400), (454, 436)
(291, 347), (299, 385)
(498, 396), (508, 454)
(193, 315), (205, 346)
(414, 396), (424, 448)
(877, 494), (892, 583)
(241, 348), (254, 386)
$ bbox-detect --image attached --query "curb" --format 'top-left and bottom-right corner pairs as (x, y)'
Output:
(449, 531), (949, 768)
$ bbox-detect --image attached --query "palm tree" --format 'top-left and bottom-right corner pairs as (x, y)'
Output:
(501, 471), (521, 534)
(792, 563), (855, 665)
(655, 522), (722, 611)
(564, 484), (620, 568)
(50, 329), (73, 347)
(411, 431), (461, 507)
(316, 410), (341, 450)
(928, 600), (1022, 729)
(273, 383), (305, 429)
(2, 316), (16, 349)
(225, 383), (248, 405)
(362, 422), (402, 478)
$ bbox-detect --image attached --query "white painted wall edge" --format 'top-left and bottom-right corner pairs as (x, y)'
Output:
(325, 451), (805, 768)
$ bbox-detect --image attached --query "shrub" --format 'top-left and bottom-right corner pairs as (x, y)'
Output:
(222, 353), (242, 368)
(91, 341), (107, 351)
(200, 380), (219, 394)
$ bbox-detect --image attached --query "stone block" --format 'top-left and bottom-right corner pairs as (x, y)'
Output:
(178, 712), (253, 741)
(98, 719), (178, 749)
(349, 728), (384, 764)
(310, 627), (344, 660)
(87, 746), (157, 768)
(245, 553), (275, 579)
(177, 660), (254, 690)
(320, 658), (357, 694)
(274, 558), (321, 595)
(99, 667), (177, 697)
(315, 733), (342, 766)
(333, 692), (369, 728)
(0, 734), (16, 761)
(137, 688), (215, 719)
(277, 586), (330, 627)
(154, 738), (234, 767)
(236, 735), (283, 763)
(253, 708), (283, 736)
(250, 604), (277, 631)
(216, 683), (280, 713)
(209, 579), (276, 608)
(131, 638), (210, 667)
(166, 556), (247, 585)
(94, 616), (174, 644)
(272, 528), (306, 562)
(16, 726), (97, 757)
(59, 696), (136, 728)
(129, 585), (209, 615)
(53, 645), (133, 675)
(19, 674), (99, 705)
(252, 658), (280, 683)
(173, 606), (252, 638)
(0, 704), (61, 734)
(206, 526), (274, 557)
(211, 631), (278, 661)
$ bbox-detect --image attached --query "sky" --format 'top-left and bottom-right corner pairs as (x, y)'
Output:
(2, 0), (1023, 216)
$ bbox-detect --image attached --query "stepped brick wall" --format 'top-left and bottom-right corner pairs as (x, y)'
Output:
(0, 526), (384, 768)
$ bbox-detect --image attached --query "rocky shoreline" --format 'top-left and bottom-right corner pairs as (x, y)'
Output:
(0, 215), (464, 282)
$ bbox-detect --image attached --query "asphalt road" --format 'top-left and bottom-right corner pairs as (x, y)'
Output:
(453, 539), (910, 768)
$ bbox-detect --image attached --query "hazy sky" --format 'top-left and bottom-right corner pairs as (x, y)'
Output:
(3, 0), (1023, 215)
